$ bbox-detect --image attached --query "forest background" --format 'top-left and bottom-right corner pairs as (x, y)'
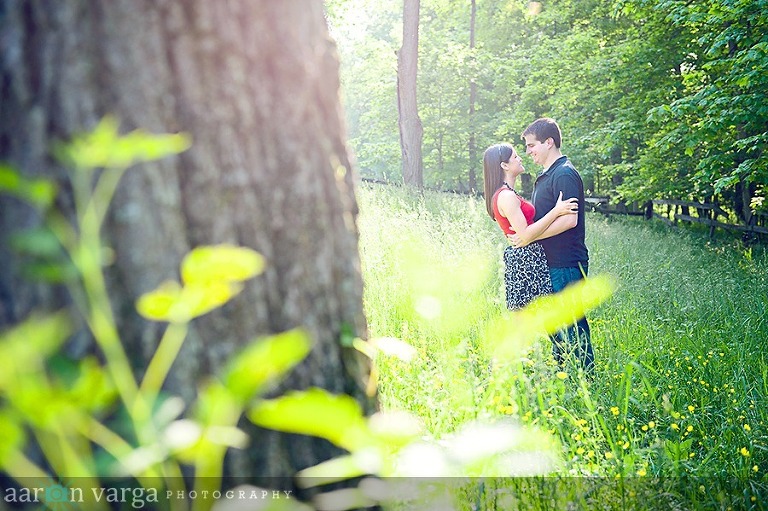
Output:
(1, 1), (766, 509)
(325, 0), (767, 225)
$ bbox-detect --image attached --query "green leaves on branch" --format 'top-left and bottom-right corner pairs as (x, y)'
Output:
(0, 164), (57, 210)
(248, 388), (423, 484)
(136, 244), (265, 323)
(223, 329), (312, 405)
(250, 389), (373, 453)
(53, 116), (191, 171)
(181, 245), (266, 286)
(0, 312), (73, 392)
(247, 385), (557, 482)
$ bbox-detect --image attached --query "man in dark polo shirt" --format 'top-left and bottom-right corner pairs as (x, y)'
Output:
(510, 117), (594, 374)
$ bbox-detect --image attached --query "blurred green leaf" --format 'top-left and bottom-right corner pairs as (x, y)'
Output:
(8, 381), (84, 431)
(248, 388), (372, 452)
(0, 312), (72, 391)
(162, 419), (203, 453)
(194, 380), (242, 427)
(0, 409), (26, 466)
(136, 280), (182, 321)
(487, 275), (615, 359)
(0, 164), (57, 209)
(11, 227), (77, 283)
(440, 421), (556, 476)
(392, 421), (557, 478)
(178, 281), (242, 319)
(9, 227), (63, 258)
(138, 244), (265, 322)
(367, 411), (422, 448)
(0, 164), (21, 189)
(296, 450), (381, 488)
(224, 329), (312, 404)
(19, 260), (79, 284)
(66, 357), (118, 413)
(53, 116), (190, 170)
(136, 280), (241, 323)
(367, 337), (417, 362)
(181, 244), (265, 286)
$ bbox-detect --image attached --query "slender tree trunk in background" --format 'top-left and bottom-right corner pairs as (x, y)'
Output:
(0, 0), (372, 488)
(737, 178), (755, 225)
(397, 0), (423, 189)
(734, 124), (754, 226)
(468, 0), (477, 193)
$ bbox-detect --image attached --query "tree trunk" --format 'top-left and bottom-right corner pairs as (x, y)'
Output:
(397, 0), (424, 189)
(0, 0), (372, 487)
(467, 0), (477, 193)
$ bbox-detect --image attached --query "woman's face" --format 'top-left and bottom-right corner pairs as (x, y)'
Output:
(503, 147), (525, 175)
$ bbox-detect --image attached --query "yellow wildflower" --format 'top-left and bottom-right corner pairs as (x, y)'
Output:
(740, 447), (750, 457)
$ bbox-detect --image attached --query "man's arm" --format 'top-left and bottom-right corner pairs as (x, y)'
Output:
(502, 190), (577, 244)
(510, 213), (576, 246)
(532, 214), (577, 240)
(511, 170), (581, 246)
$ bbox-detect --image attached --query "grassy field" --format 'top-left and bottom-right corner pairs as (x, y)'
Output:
(357, 183), (768, 510)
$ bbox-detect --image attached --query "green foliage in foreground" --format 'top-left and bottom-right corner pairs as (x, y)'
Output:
(2, 120), (615, 511)
(358, 183), (768, 510)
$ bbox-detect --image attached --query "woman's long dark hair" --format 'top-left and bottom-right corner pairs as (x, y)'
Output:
(483, 143), (513, 219)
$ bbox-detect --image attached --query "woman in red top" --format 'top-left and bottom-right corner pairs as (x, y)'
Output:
(483, 143), (578, 309)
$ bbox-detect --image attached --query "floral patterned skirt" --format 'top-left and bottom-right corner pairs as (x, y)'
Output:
(503, 242), (553, 310)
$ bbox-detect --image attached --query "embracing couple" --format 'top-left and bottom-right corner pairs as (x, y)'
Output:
(482, 117), (594, 374)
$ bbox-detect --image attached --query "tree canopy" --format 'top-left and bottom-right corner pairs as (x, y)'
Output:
(326, 0), (767, 216)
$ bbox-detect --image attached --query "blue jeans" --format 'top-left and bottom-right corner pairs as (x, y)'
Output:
(549, 264), (594, 374)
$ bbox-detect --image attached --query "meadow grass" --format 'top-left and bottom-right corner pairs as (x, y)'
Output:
(357, 183), (767, 510)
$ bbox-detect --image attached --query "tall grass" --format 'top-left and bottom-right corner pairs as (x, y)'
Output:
(357, 183), (767, 509)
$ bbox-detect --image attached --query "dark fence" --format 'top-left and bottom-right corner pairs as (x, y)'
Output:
(586, 197), (768, 240)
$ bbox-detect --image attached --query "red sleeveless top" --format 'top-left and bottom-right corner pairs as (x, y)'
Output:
(492, 185), (536, 235)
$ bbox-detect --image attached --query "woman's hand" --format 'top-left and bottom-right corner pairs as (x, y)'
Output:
(508, 232), (528, 248)
(553, 191), (578, 216)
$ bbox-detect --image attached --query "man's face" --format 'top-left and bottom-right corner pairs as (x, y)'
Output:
(524, 134), (548, 166)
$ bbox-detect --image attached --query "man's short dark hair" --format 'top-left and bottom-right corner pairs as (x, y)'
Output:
(522, 118), (562, 148)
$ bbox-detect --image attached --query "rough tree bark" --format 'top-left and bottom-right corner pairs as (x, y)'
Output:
(397, 0), (423, 189)
(0, 0), (372, 488)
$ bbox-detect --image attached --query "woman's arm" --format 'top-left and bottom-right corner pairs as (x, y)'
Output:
(499, 191), (577, 245)
(529, 214), (578, 241)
